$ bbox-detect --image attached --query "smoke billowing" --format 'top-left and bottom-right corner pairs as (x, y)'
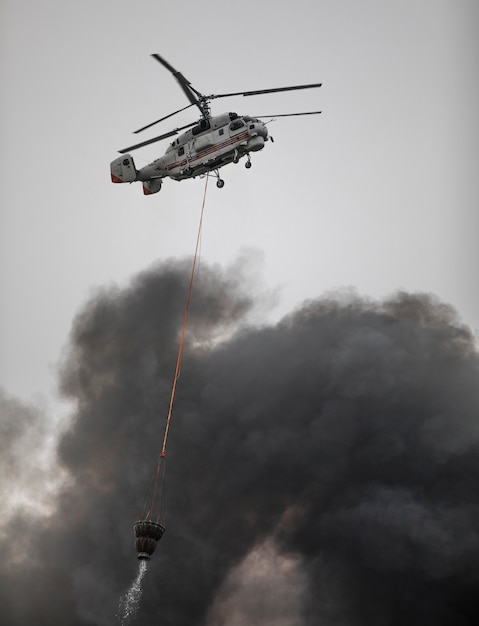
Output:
(1, 257), (479, 625)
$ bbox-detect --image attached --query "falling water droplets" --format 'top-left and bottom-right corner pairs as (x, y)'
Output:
(117, 560), (148, 625)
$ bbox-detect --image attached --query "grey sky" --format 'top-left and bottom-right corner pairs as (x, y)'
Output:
(2, 0), (478, 404)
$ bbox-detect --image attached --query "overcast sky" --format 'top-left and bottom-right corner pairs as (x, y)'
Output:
(2, 0), (478, 407)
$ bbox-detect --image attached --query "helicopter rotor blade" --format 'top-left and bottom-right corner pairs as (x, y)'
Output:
(214, 83), (322, 99)
(119, 121), (197, 154)
(151, 53), (204, 113)
(134, 102), (198, 134)
(256, 111), (322, 118)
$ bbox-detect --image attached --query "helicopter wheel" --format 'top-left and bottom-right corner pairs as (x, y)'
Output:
(216, 179), (225, 188)
(245, 160), (252, 169)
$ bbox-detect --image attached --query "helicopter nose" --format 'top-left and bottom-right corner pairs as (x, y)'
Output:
(258, 123), (268, 139)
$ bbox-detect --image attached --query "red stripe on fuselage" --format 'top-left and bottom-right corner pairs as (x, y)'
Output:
(158, 130), (251, 173)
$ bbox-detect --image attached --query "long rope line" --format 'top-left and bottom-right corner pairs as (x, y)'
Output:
(147, 176), (209, 520)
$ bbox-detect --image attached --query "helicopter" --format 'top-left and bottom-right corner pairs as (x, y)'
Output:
(110, 53), (322, 194)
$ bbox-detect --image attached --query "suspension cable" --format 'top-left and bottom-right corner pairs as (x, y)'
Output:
(147, 176), (209, 520)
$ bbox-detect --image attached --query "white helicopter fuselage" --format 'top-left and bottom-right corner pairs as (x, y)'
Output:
(111, 112), (269, 194)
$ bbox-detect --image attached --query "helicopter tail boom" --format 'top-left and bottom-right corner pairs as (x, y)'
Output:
(110, 154), (137, 183)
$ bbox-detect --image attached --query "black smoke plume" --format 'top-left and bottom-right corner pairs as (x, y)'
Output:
(1, 257), (479, 625)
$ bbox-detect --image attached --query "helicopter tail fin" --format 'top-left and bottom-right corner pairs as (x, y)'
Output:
(110, 154), (137, 183)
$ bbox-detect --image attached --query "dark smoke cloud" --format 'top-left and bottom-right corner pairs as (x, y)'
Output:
(0, 389), (63, 523)
(1, 258), (479, 625)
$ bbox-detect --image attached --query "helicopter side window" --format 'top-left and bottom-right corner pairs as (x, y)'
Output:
(178, 146), (185, 156)
(230, 119), (245, 131)
(219, 128), (224, 136)
(192, 119), (211, 136)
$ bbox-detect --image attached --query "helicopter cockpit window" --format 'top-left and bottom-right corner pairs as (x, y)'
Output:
(229, 112), (238, 121)
(192, 119), (211, 136)
(230, 119), (245, 131)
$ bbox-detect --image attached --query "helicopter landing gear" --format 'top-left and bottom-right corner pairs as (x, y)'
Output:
(211, 168), (225, 188)
(233, 149), (240, 164)
(245, 157), (252, 169)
